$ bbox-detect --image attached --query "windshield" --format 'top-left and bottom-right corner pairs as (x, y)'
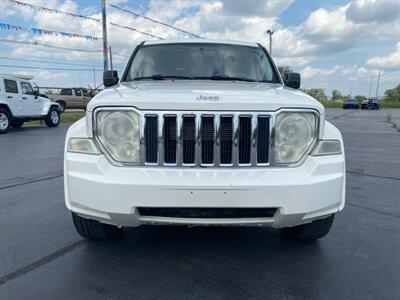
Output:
(125, 43), (279, 83)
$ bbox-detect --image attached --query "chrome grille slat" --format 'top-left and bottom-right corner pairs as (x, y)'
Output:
(143, 111), (272, 167)
(238, 116), (251, 164)
(220, 115), (233, 165)
(164, 116), (177, 164)
(182, 115), (196, 165)
(201, 116), (215, 165)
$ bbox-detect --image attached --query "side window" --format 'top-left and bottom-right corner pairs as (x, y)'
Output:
(60, 89), (72, 96)
(21, 82), (35, 95)
(74, 89), (82, 96)
(4, 79), (19, 94)
(82, 89), (89, 97)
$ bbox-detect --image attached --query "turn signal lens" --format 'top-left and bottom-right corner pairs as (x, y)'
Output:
(311, 140), (342, 156)
(68, 138), (101, 155)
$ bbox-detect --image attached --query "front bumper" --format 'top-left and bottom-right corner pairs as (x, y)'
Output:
(65, 151), (345, 228)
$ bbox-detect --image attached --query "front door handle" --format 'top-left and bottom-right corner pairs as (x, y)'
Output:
(22, 97), (28, 100)
(7, 96), (13, 99)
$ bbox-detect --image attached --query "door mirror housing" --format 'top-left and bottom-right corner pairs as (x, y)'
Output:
(103, 70), (119, 87)
(34, 88), (39, 98)
(284, 72), (301, 89)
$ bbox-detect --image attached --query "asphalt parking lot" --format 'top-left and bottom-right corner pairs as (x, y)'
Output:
(0, 108), (399, 300)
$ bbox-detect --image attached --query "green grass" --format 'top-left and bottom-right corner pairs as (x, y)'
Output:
(24, 111), (85, 126)
(60, 112), (86, 123)
(321, 101), (400, 108)
(321, 101), (343, 108)
(379, 101), (400, 108)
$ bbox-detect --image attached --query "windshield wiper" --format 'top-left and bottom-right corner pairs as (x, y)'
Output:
(133, 75), (192, 81)
(192, 75), (257, 82)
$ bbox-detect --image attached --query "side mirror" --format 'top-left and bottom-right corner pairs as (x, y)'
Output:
(103, 70), (119, 87)
(34, 88), (39, 98)
(284, 72), (301, 89)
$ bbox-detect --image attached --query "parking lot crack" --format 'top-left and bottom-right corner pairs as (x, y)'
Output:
(0, 240), (84, 286)
(0, 173), (63, 191)
(385, 114), (400, 134)
(347, 203), (399, 219)
(346, 170), (400, 181)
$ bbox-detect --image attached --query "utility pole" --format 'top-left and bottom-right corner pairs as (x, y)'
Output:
(368, 77), (373, 97)
(266, 29), (274, 55)
(109, 46), (113, 71)
(102, 0), (109, 71)
(375, 71), (381, 98)
(92, 66), (96, 89)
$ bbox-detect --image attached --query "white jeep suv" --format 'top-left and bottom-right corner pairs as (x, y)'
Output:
(0, 75), (60, 134)
(65, 40), (345, 241)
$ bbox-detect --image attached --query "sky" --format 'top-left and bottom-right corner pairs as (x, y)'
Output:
(0, 0), (399, 98)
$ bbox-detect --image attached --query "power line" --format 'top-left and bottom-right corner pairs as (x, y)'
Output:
(0, 22), (101, 41)
(109, 22), (163, 40)
(1, 0), (100, 22)
(0, 55), (103, 68)
(0, 38), (130, 60)
(0, 64), (105, 72)
(0, 38), (101, 52)
(2, 0), (169, 41)
(110, 4), (203, 39)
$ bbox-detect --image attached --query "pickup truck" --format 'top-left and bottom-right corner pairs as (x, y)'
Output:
(64, 39), (345, 241)
(47, 87), (93, 112)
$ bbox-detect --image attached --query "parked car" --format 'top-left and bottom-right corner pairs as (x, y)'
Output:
(47, 87), (92, 112)
(0, 75), (60, 134)
(361, 100), (369, 109)
(368, 98), (380, 110)
(361, 98), (380, 110)
(343, 98), (359, 109)
(65, 39), (345, 241)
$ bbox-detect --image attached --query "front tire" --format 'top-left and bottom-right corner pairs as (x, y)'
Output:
(284, 215), (335, 240)
(72, 213), (122, 240)
(0, 108), (11, 134)
(11, 119), (24, 128)
(45, 107), (60, 127)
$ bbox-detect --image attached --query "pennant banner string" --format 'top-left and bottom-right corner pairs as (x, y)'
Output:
(0, 22), (102, 42)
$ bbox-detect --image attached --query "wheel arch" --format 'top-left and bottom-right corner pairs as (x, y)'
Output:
(0, 103), (13, 117)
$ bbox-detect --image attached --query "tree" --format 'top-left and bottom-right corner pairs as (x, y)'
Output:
(384, 84), (400, 102)
(278, 65), (293, 78)
(303, 88), (327, 102)
(331, 90), (344, 102)
(355, 95), (367, 102)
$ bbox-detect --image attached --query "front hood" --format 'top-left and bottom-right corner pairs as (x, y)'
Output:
(87, 81), (324, 113)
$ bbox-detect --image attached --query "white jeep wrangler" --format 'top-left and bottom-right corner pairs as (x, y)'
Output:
(65, 40), (345, 241)
(0, 75), (60, 134)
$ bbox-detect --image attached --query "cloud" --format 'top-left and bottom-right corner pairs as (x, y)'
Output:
(300, 65), (343, 79)
(346, 0), (400, 24)
(219, 0), (293, 17)
(366, 42), (400, 69)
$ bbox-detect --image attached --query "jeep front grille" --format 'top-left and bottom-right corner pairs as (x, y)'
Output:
(143, 112), (270, 167)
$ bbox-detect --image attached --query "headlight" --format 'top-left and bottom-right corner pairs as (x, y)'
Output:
(96, 110), (140, 163)
(273, 112), (317, 164)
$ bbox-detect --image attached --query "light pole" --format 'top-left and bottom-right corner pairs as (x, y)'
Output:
(266, 29), (274, 55)
(101, 0), (109, 71)
(375, 71), (381, 98)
